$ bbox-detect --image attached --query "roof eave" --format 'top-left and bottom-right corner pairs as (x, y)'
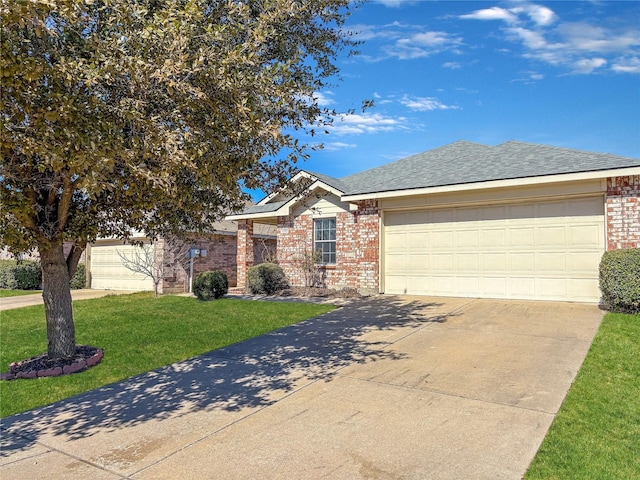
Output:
(341, 167), (640, 201)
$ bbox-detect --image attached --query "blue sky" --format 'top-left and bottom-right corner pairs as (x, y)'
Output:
(279, 0), (639, 190)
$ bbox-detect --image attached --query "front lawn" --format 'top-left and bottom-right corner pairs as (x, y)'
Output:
(525, 312), (640, 479)
(0, 293), (334, 417)
(0, 289), (41, 298)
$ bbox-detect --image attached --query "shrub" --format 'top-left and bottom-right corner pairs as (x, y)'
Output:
(70, 263), (86, 289)
(193, 270), (228, 301)
(247, 263), (288, 295)
(0, 260), (41, 290)
(599, 248), (640, 313)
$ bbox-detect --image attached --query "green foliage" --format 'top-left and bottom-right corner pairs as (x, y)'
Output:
(193, 271), (229, 301)
(525, 312), (640, 479)
(70, 263), (86, 290)
(599, 249), (640, 313)
(0, 260), (41, 290)
(247, 263), (289, 295)
(1, 0), (359, 253)
(0, 293), (335, 417)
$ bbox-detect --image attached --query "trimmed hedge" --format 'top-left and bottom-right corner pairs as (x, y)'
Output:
(0, 260), (41, 290)
(193, 270), (229, 301)
(599, 248), (640, 313)
(247, 263), (288, 295)
(70, 263), (86, 289)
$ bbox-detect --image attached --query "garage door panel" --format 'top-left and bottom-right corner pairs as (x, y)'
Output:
(384, 196), (604, 302)
(568, 224), (603, 247)
(537, 226), (566, 246)
(385, 253), (406, 272)
(536, 252), (566, 272)
(386, 231), (406, 250)
(481, 253), (507, 271)
(432, 254), (453, 271)
(567, 251), (601, 273)
(91, 244), (153, 291)
(481, 229), (506, 247)
(509, 253), (535, 272)
(408, 232), (429, 249)
(430, 230), (453, 248)
(457, 253), (479, 271)
(509, 228), (535, 248)
(456, 230), (479, 247)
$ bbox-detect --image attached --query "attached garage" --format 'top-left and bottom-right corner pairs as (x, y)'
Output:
(383, 196), (605, 302)
(88, 241), (153, 291)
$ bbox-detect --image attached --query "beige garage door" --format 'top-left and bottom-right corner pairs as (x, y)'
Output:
(383, 196), (605, 302)
(90, 243), (154, 291)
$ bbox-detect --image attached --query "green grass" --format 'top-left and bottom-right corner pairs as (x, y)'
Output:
(0, 289), (41, 298)
(0, 293), (334, 417)
(525, 312), (640, 480)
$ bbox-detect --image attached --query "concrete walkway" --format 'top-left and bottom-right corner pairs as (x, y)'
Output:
(0, 290), (138, 311)
(0, 296), (603, 479)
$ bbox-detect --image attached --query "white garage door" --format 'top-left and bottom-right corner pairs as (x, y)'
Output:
(383, 196), (605, 302)
(90, 243), (154, 291)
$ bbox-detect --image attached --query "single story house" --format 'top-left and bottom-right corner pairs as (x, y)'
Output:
(87, 220), (275, 293)
(1, 219), (275, 293)
(228, 140), (640, 302)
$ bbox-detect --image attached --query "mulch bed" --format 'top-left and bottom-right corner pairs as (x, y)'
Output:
(274, 287), (362, 298)
(1, 345), (103, 381)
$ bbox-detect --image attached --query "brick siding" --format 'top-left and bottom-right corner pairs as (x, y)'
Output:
(606, 175), (640, 250)
(274, 200), (380, 294)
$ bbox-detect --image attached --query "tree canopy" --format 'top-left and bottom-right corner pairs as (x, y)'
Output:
(1, 0), (359, 358)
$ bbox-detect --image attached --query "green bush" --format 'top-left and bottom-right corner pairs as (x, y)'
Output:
(0, 260), (41, 290)
(70, 263), (86, 289)
(599, 249), (640, 313)
(193, 270), (228, 301)
(247, 263), (288, 295)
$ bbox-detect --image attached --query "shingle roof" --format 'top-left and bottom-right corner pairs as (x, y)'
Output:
(340, 140), (639, 195)
(233, 140), (639, 216)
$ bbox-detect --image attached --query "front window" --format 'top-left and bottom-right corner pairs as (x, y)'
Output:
(314, 218), (336, 264)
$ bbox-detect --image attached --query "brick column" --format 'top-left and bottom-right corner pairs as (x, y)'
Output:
(606, 176), (640, 250)
(237, 220), (254, 288)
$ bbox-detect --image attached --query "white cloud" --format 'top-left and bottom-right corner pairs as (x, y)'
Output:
(571, 58), (607, 74)
(400, 95), (460, 111)
(521, 4), (557, 27)
(460, 7), (519, 24)
(322, 142), (357, 151)
(461, 2), (639, 75)
(611, 56), (640, 74)
(443, 61), (462, 69)
(313, 91), (335, 107)
(385, 31), (463, 60)
(328, 113), (408, 135)
(375, 0), (416, 7)
(559, 23), (640, 53)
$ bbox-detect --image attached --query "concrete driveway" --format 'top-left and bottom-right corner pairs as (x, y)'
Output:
(0, 296), (602, 479)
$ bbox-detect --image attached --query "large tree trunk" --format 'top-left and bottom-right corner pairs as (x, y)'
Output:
(39, 241), (76, 359)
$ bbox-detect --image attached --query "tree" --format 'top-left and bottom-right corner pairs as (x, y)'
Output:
(117, 237), (191, 298)
(1, 0), (360, 359)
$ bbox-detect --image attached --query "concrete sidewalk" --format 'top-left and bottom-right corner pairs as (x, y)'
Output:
(0, 296), (603, 479)
(0, 289), (138, 311)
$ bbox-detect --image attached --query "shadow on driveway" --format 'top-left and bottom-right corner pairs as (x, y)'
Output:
(1, 296), (453, 456)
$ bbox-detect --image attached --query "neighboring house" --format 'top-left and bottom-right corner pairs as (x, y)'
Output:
(87, 220), (275, 293)
(228, 140), (640, 303)
(1, 220), (275, 293)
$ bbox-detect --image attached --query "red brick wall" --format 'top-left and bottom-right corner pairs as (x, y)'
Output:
(276, 200), (380, 293)
(606, 175), (640, 250)
(160, 234), (240, 293)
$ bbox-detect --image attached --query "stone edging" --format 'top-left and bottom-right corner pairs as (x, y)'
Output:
(0, 348), (104, 381)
